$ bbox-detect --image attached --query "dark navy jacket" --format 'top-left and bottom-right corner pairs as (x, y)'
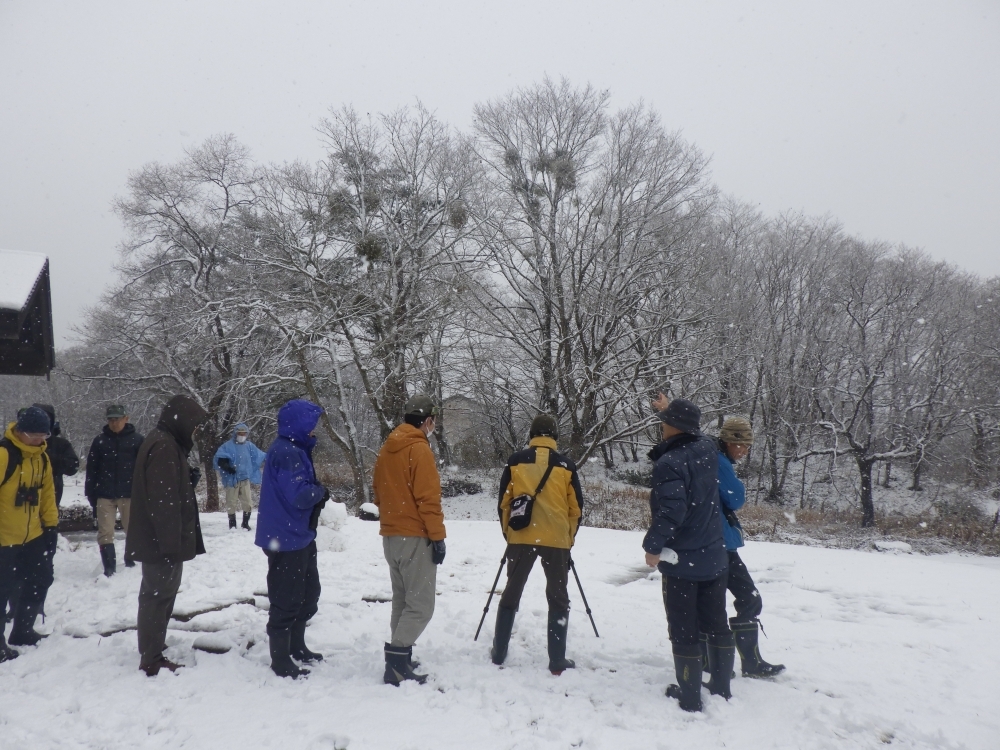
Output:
(84, 423), (144, 502)
(718, 449), (746, 550)
(255, 400), (326, 553)
(642, 434), (727, 581)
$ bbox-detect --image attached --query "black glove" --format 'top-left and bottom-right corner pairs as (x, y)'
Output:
(189, 466), (202, 488)
(308, 489), (330, 531)
(431, 539), (446, 565)
(43, 527), (59, 556)
(217, 457), (236, 475)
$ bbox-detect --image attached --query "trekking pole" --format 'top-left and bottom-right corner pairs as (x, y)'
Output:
(474, 552), (508, 641)
(570, 558), (600, 637)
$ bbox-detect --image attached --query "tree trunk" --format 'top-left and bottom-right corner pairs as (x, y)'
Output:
(857, 457), (876, 528)
(882, 461), (891, 488)
(196, 432), (223, 512)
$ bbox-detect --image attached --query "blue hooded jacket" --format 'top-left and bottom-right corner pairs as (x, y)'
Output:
(213, 423), (267, 488)
(717, 449), (746, 550)
(255, 400), (327, 553)
(642, 433), (727, 581)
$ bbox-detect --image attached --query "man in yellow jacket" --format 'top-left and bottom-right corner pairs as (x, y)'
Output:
(372, 395), (447, 685)
(0, 407), (58, 662)
(493, 414), (583, 675)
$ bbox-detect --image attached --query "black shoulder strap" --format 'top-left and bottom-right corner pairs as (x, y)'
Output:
(0, 438), (23, 488)
(533, 450), (556, 497)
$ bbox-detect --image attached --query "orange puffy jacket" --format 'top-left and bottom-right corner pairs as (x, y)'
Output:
(372, 424), (446, 541)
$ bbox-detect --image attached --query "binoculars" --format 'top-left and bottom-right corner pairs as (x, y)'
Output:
(14, 485), (40, 507)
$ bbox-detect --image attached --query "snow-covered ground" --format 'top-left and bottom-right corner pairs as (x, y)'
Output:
(3, 488), (998, 749)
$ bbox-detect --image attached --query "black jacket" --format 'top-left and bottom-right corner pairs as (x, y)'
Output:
(125, 396), (208, 565)
(46, 435), (80, 504)
(642, 434), (727, 581)
(84, 424), (144, 503)
(32, 404), (80, 504)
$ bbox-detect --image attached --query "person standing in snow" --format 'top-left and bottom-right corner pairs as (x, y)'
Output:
(214, 423), (266, 531)
(643, 397), (734, 713)
(372, 395), (446, 686)
(0, 407), (58, 661)
(85, 404), (144, 576)
(125, 395), (209, 677)
(255, 399), (328, 679)
(711, 416), (785, 678)
(491, 414), (583, 675)
(31, 404), (79, 507)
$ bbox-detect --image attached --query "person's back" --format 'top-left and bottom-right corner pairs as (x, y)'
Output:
(492, 414), (583, 674)
(32, 404), (79, 506)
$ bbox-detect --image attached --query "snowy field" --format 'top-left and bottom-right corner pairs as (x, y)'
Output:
(2, 488), (999, 749)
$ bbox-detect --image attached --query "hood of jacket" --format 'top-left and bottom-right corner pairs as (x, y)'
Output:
(4, 422), (47, 456)
(232, 422), (250, 441)
(647, 433), (698, 463)
(382, 423), (429, 454)
(157, 395), (209, 453)
(277, 400), (323, 447)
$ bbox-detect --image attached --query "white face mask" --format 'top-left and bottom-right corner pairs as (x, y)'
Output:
(236, 435), (247, 444)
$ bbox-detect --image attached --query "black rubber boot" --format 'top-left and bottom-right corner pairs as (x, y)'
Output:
(228, 514), (238, 530)
(666, 644), (703, 712)
(0, 614), (19, 662)
(546, 610), (575, 675)
(732, 619), (785, 677)
(8, 599), (47, 647)
(290, 621), (323, 662)
(490, 606), (516, 665)
(269, 629), (309, 678)
(383, 643), (427, 685)
(704, 633), (736, 699)
(241, 512), (252, 531)
(99, 544), (116, 577)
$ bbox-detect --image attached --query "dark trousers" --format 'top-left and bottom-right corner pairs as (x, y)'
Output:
(499, 544), (570, 612)
(726, 550), (763, 623)
(662, 574), (730, 647)
(137, 561), (183, 668)
(265, 541), (320, 634)
(0, 536), (53, 621)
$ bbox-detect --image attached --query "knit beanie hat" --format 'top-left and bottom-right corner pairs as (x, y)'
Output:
(529, 414), (558, 440)
(16, 405), (51, 435)
(719, 416), (754, 445)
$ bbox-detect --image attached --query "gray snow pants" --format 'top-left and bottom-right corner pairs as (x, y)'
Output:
(137, 560), (183, 668)
(382, 536), (437, 648)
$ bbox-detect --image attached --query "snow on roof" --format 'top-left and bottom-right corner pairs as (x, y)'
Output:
(0, 249), (48, 312)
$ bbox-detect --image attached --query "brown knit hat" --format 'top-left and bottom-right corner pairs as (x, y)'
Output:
(719, 416), (754, 445)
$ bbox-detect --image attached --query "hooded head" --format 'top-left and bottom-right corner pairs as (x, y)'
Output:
(157, 395), (210, 452)
(233, 422), (249, 443)
(277, 399), (324, 447)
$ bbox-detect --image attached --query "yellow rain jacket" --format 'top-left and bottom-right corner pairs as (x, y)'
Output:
(0, 423), (58, 547)
(498, 436), (583, 549)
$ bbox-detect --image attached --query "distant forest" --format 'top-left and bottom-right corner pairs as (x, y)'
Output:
(3, 79), (998, 528)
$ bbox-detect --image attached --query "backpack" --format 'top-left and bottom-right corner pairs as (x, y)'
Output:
(0, 437), (49, 489)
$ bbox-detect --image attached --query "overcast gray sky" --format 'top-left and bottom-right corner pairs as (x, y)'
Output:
(2, 0), (997, 344)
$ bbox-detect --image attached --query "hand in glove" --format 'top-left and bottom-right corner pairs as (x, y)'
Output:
(189, 466), (202, 488)
(43, 527), (59, 556)
(431, 539), (446, 565)
(217, 457), (236, 475)
(308, 488), (330, 531)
